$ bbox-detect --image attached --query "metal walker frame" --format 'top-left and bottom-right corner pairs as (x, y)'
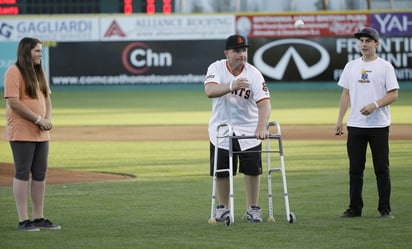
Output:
(208, 121), (296, 225)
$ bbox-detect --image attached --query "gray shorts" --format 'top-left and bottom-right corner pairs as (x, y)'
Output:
(10, 141), (49, 181)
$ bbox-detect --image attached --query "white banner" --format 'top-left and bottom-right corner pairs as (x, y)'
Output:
(0, 14), (235, 42)
(0, 16), (100, 42)
(100, 14), (235, 41)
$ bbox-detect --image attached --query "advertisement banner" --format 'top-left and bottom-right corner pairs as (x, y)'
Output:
(371, 12), (412, 36)
(237, 12), (412, 39)
(248, 36), (412, 82)
(100, 14), (235, 41)
(1, 14), (234, 42)
(0, 16), (99, 42)
(48, 40), (224, 85)
(236, 13), (369, 38)
(1, 12), (410, 85)
(239, 11), (412, 82)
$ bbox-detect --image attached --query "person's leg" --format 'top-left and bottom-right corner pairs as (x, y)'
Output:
(10, 142), (35, 222)
(217, 177), (229, 207)
(239, 144), (263, 222)
(239, 144), (262, 208)
(209, 142), (237, 221)
(369, 127), (391, 215)
(13, 179), (30, 222)
(31, 142), (49, 219)
(346, 127), (368, 215)
(244, 175), (260, 207)
(31, 180), (46, 219)
(29, 142), (61, 229)
(209, 142), (238, 207)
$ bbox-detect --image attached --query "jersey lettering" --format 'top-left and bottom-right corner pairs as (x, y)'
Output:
(233, 88), (250, 99)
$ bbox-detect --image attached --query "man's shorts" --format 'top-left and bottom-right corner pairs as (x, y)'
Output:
(209, 140), (262, 177)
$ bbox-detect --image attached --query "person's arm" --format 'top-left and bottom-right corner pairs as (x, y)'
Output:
(43, 95), (53, 130)
(204, 78), (250, 98)
(204, 82), (231, 98)
(335, 88), (350, 135)
(255, 98), (271, 140)
(377, 88), (398, 107)
(360, 89), (398, 115)
(45, 95), (52, 121)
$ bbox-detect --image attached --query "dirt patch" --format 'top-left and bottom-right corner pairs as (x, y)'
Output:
(1, 124), (411, 186)
(0, 164), (134, 187)
(48, 124), (412, 141)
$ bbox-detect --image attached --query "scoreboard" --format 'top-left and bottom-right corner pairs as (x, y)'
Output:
(0, 0), (174, 15)
(0, 0), (18, 14)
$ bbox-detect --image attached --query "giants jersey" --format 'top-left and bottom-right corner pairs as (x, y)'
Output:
(205, 59), (270, 150)
(338, 57), (399, 128)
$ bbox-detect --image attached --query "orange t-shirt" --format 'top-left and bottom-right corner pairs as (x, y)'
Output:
(3, 65), (51, 142)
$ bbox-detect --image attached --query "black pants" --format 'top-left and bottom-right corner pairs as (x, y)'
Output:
(347, 126), (391, 214)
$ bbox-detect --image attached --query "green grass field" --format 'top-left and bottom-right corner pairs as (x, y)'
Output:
(0, 86), (411, 249)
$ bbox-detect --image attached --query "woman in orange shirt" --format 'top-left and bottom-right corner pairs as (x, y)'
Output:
(4, 37), (60, 231)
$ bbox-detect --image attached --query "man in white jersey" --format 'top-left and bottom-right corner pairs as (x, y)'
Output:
(335, 27), (399, 218)
(204, 34), (271, 222)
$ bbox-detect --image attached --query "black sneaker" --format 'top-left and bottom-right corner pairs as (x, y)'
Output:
(33, 218), (61, 230)
(380, 211), (395, 219)
(340, 209), (361, 218)
(18, 220), (40, 232)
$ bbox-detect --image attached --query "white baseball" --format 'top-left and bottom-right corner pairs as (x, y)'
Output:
(294, 19), (304, 29)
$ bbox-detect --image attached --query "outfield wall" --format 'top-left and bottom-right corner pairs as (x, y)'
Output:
(1, 11), (411, 88)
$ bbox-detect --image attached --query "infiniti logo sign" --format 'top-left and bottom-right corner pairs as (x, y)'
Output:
(253, 39), (330, 80)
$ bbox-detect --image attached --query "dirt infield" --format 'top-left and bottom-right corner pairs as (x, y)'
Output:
(47, 125), (412, 141)
(1, 125), (411, 186)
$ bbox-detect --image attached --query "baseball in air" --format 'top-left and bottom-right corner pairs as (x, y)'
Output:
(294, 19), (304, 29)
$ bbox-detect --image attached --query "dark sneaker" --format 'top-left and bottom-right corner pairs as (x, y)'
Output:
(18, 220), (40, 232)
(246, 205), (263, 222)
(33, 218), (61, 230)
(215, 205), (230, 222)
(340, 209), (361, 218)
(380, 211), (394, 219)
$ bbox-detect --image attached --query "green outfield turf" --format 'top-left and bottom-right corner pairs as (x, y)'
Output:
(3, 85), (410, 127)
(0, 87), (411, 249)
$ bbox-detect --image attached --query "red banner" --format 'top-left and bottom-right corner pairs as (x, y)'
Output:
(237, 13), (370, 38)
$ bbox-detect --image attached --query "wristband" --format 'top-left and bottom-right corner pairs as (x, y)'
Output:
(34, 115), (41, 125)
(374, 101), (379, 109)
(229, 81), (233, 92)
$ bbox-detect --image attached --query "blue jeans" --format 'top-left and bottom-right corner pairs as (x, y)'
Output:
(346, 126), (391, 214)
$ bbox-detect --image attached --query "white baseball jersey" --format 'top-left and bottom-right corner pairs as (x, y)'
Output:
(338, 57), (399, 128)
(205, 59), (270, 150)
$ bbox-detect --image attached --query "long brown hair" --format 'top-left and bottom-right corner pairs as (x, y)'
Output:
(15, 37), (48, 99)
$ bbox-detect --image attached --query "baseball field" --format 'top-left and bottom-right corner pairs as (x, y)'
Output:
(0, 85), (411, 249)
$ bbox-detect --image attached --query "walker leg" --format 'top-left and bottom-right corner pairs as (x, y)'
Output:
(266, 122), (295, 224)
(209, 123), (235, 225)
(208, 142), (220, 224)
(267, 139), (275, 223)
(279, 139), (296, 224)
